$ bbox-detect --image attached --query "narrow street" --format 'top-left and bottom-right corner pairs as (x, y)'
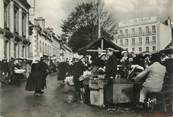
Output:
(0, 73), (171, 117)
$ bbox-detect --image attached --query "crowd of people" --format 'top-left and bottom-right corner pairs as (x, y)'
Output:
(0, 58), (32, 85)
(0, 48), (173, 111)
(55, 48), (173, 110)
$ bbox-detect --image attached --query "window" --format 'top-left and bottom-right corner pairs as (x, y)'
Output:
(146, 26), (150, 34)
(138, 27), (142, 34)
(125, 29), (128, 35)
(152, 46), (156, 51)
(152, 25), (156, 34)
(4, 3), (10, 28)
(132, 28), (135, 35)
(14, 44), (17, 58)
(22, 13), (26, 36)
(132, 38), (135, 45)
(120, 30), (123, 35)
(120, 39), (123, 45)
(146, 37), (149, 44)
(4, 41), (8, 58)
(22, 46), (24, 57)
(152, 36), (156, 43)
(132, 48), (135, 51)
(146, 47), (149, 52)
(14, 7), (19, 33)
(139, 47), (142, 52)
(139, 37), (142, 44)
(125, 39), (128, 45)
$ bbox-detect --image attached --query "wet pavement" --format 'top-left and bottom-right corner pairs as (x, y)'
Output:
(0, 73), (172, 117)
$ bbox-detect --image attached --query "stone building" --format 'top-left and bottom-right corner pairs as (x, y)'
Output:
(0, 0), (31, 60)
(114, 17), (172, 54)
(29, 17), (53, 60)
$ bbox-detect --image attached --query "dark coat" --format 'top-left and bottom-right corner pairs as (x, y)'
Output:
(164, 58), (173, 74)
(39, 61), (49, 87)
(57, 62), (69, 81)
(1, 62), (9, 74)
(25, 63), (44, 91)
(72, 61), (87, 79)
(105, 54), (117, 79)
(104, 54), (117, 105)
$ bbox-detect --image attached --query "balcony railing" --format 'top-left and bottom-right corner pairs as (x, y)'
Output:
(118, 31), (156, 38)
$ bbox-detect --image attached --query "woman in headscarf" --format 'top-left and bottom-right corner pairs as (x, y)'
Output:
(25, 58), (44, 96)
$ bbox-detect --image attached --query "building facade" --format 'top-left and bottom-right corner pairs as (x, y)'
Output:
(114, 17), (172, 54)
(0, 0), (31, 60)
(29, 17), (61, 60)
(52, 34), (61, 58)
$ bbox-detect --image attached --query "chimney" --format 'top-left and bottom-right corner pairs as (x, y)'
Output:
(34, 17), (45, 29)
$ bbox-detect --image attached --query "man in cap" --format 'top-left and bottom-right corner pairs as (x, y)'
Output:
(104, 48), (117, 108)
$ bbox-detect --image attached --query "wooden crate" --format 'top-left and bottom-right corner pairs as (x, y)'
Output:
(113, 83), (134, 103)
(90, 89), (104, 107)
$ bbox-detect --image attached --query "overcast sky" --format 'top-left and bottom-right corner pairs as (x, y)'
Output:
(27, 0), (173, 35)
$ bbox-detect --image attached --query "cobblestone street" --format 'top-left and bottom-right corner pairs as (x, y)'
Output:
(0, 73), (171, 117)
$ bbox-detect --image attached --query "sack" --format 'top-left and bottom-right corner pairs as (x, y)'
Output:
(64, 76), (74, 86)
(66, 94), (75, 104)
(14, 69), (26, 74)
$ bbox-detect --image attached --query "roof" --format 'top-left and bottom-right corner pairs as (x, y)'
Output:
(78, 38), (124, 54)
(61, 44), (73, 52)
(19, 0), (31, 9)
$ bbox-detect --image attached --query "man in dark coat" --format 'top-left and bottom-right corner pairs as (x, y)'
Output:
(104, 48), (117, 108)
(1, 59), (9, 84)
(57, 60), (69, 83)
(8, 58), (15, 84)
(72, 57), (87, 101)
(39, 57), (49, 90)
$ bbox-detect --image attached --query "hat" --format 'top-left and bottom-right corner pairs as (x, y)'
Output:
(106, 48), (114, 51)
(106, 48), (119, 52)
(121, 51), (127, 55)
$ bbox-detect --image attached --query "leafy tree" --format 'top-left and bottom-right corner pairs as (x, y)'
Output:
(61, 1), (117, 52)
(69, 24), (113, 52)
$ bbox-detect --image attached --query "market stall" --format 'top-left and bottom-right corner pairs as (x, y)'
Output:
(78, 38), (134, 107)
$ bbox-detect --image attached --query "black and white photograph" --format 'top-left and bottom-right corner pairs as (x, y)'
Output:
(0, 0), (173, 117)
